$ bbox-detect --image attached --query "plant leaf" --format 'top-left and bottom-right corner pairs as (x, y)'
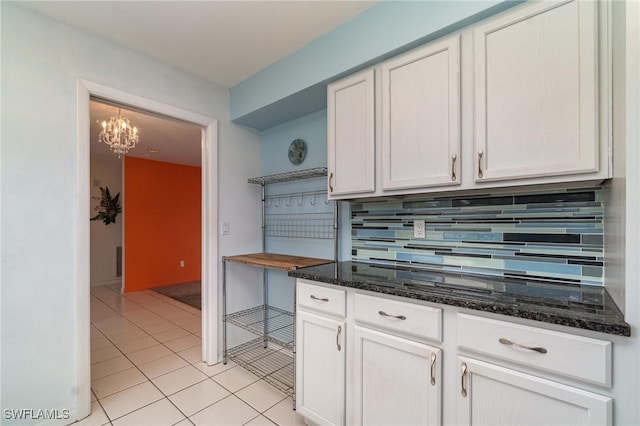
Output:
(91, 186), (121, 225)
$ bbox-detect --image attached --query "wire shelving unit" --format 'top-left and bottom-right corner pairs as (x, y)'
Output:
(222, 167), (338, 408)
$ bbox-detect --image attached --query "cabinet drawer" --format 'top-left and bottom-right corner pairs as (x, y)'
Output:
(354, 293), (442, 342)
(297, 280), (346, 318)
(457, 314), (611, 386)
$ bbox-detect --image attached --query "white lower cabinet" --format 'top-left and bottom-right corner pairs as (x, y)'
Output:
(351, 326), (441, 426)
(457, 356), (611, 426)
(295, 309), (346, 426)
(295, 280), (614, 426)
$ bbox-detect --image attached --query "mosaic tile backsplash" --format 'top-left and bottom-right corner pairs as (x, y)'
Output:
(351, 188), (604, 285)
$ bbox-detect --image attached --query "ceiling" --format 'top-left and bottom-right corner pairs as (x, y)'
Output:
(19, 1), (378, 89)
(90, 100), (202, 167)
(23, 1), (378, 166)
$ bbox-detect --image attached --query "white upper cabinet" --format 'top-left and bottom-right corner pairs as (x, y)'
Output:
(326, 0), (609, 199)
(381, 35), (461, 190)
(327, 69), (375, 197)
(474, 0), (599, 182)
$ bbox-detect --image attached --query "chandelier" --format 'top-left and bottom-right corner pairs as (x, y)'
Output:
(98, 109), (140, 157)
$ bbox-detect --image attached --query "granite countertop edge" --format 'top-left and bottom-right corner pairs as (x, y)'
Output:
(289, 263), (631, 337)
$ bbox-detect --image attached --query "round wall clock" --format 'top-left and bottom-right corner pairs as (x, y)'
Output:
(288, 138), (307, 165)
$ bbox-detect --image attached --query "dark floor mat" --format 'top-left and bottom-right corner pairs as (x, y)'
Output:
(153, 281), (201, 310)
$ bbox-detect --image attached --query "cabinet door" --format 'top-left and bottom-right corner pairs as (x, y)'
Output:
(351, 326), (441, 426)
(296, 310), (346, 426)
(327, 69), (375, 197)
(474, 0), (598, 182)
(457, 357), (611, 426)
(381, 34), (461, 191)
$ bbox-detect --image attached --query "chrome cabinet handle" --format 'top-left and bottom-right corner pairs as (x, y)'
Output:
(477, 150), (484, 179)
(499, 338), (548, 354)
(310, 295), (329, 302)
(336, 325), (342, 351)
(461, 362), (468, 397)
(430, 353), (437, 386)
(451, 154), (457, 182)
(378, 310), (406, 321)
(329, 172), (334, 192)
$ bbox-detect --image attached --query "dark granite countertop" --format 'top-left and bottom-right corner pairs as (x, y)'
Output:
(289, 261), (630, 337)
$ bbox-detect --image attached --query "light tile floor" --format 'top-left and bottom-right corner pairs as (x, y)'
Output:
(76, 284), (306, 426)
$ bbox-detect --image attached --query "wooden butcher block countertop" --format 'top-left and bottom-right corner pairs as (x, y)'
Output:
(223, 252), (333, 271)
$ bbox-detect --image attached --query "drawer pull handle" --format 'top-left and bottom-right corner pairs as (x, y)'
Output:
(378, 310), (406, 320)
(461, 362), (468, 397)
(429, 353), (437, 386)
(451, 154), (457, 181)
(477, 150), (484, 179)
(336, 325), (342, 351)
(499, 338), (548, 354)
(310, 295), (329, 302)
(329, 172), (334, 192)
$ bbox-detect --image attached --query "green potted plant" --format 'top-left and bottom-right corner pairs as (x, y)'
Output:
(90, 186), (121, 225)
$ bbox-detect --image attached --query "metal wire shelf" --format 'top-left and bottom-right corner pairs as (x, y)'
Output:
(224, 165), (338, 410)
(265, 212), (334, 239)
(227, 338), (294, 396)
(226, 305), (294, 348)
(248, 167), (327, 185)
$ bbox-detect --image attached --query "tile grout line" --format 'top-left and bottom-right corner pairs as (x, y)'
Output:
(91, 297), (199, 360)
(90, 295), (196, 423)
(90, 285), (289, 426)
(102, 285), (203, 339)
(91, 287), (228, 424)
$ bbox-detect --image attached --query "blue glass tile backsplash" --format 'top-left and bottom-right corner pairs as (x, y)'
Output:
(351, 188), (604, 285)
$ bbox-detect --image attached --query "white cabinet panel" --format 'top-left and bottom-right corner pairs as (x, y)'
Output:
(326, 0), (609, 199)
(354, 293), (442, 342)
(297, 280), (346, 318)
(294, 280), (617, 426)
(457, 313), (611, 386)
(457, 356), (611, 426)
(381, 35), (461, 190)
(474, 0), (599, 182)
(351, 326), (441, 426)
(296, 310), (345, 426)
(327, 69), (375, 197)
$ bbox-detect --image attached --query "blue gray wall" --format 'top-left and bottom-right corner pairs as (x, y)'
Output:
(1, 3), (262, 421)
(231, 1), (519, 129)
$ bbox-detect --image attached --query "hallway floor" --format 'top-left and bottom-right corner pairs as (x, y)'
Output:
(80, 285), (305, 426)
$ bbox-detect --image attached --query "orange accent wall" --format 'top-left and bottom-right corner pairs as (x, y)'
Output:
(124, 157), (201, 292)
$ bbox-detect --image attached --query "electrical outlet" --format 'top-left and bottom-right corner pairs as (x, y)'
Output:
(413, 220), (425, 238)
(179, 260), (185, 268)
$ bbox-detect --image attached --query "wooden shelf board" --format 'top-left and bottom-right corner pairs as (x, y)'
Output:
(223, 252), (333, 271)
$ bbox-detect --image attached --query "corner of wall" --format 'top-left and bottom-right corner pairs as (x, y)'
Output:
(603, 0), (628, 312)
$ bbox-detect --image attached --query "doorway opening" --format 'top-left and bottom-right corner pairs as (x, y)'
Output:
(76, 80), (219, 419)
(89, 97), (203, 297)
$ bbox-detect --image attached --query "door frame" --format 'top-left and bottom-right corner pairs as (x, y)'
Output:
(75, 79), (219, 418)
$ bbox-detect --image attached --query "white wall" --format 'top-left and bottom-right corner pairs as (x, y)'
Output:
(90, 159), (123, 287)
(604, 1), (640, 424)
(0, 3), (261, 424)
(622, 1), (640, 421)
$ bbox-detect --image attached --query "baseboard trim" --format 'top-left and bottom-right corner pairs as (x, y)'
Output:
(90, 278), (122, 288)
